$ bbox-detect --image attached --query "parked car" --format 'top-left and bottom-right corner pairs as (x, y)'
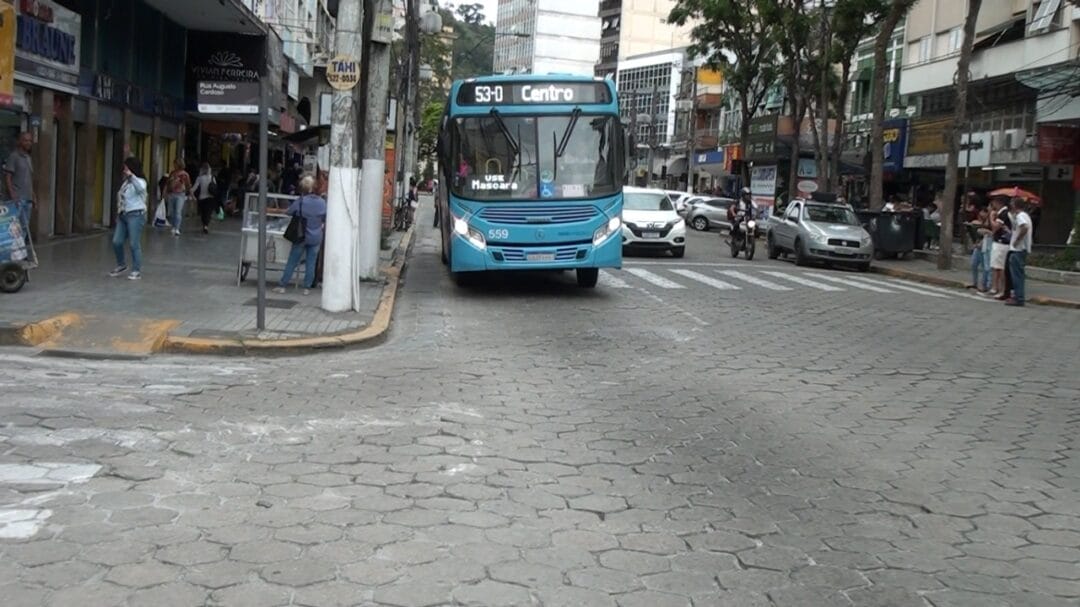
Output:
(621, 187), (687, 258)
(664, 190), (696, 216)
(686, 197), (735, 232)
(765, 198), (874, 271)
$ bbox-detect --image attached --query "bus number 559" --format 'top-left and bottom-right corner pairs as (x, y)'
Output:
(487, 228), (509, 240)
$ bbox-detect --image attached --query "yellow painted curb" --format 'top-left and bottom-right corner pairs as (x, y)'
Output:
(7, 312), (83, 346)
(163, 226), (416, 355)
(873, 265), (1080, 309)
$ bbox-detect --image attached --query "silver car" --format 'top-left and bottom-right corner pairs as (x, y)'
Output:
(686, 197), (735, 231)
(766, 200), (873, 271)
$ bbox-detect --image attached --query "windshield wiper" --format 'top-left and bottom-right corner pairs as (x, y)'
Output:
(556, 107), (582, 159)
(489, 109), (519, 158)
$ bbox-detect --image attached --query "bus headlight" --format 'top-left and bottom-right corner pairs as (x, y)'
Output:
(593, 216), (621, 245)
(453, 215), (486, 250)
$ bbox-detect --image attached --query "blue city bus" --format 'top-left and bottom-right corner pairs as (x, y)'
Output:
(435, 74), (627, 287)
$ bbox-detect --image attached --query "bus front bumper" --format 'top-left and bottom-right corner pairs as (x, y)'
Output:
(450, 232), (622, 272)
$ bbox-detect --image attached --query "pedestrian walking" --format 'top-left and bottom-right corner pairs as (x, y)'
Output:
(193, 163), (217, 234)
(4, 132), (34, 227)
(272, 174), (327, 296)
(1005, 198), (1032, 307)
(109, 157), (148, 280)
(166, 159), (192, 236)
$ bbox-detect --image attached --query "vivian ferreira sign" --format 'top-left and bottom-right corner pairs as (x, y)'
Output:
(186, 31), (265, 113)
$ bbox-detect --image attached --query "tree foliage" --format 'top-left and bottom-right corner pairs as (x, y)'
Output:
(869, 0), (917, 211)
(454, 3), (485, 26)
(669, 0), (780, 183)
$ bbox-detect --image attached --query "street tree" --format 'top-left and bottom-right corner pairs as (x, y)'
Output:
(763, 0), (815, 199)
(669, 0), (780, 184)
(869, 0), (917, 211)
(454, 3), (485, 25)
(824, 0), (889, 192)
(939, 0), (983, 270)
(417, 99), (444, 161)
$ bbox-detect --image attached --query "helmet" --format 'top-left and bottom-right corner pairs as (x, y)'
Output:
(741, 187), (751, 195)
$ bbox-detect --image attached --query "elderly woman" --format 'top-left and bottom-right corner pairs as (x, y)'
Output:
(272, 174), (327, 295)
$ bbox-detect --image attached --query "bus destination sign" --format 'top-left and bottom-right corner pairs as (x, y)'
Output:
(457, 81), (611, 106)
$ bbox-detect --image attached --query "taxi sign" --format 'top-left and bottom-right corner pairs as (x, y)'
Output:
(327, 56), (360, 91)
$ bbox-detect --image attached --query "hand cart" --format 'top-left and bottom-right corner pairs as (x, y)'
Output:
(236, 192), (298, 285)
(0, 200), (37, 293)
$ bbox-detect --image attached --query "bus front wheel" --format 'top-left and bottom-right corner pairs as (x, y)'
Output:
(576, 268), (599, 288)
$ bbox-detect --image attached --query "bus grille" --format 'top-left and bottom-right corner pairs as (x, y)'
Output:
(478, 205), (599, 225)
(501, 246), (580, 262)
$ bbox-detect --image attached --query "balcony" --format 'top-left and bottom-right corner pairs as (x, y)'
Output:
(695, 93), (724, 110)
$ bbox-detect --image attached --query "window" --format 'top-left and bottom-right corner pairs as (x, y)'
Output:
(1029, 0), (1062, 34)
(785, 203), (801, 221)
(948, 28), (962, 53)
(919, 37), (932, 62)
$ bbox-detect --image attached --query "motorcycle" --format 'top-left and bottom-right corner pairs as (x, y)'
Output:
(728, 211), (756, 260)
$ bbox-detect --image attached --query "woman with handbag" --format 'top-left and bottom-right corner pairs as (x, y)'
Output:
(193, 163), (217, 234)
(273, 174), (327, 295)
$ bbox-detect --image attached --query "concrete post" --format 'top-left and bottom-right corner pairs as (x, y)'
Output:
(359, 3), (392, 281)
(74, 100), (99, 232)
(55, 96), (74, 236)
(321, 0), (364, 312)
(31, 89), (56, 239)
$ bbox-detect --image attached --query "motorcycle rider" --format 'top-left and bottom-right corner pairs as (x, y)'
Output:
(728, 187), (757, 240)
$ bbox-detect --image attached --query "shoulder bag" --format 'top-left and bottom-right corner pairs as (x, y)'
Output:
(284, 197), (306, 244)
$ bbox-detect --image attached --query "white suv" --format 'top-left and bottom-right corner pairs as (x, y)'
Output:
(621, 187), (687, 258)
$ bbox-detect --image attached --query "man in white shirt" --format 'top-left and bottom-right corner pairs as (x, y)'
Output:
(1005, 197), (1032, 307)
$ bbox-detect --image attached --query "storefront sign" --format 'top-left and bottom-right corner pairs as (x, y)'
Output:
(746, 115), (777, 160)
(750, 165), (777, 208)
(1037, 125), (1080, 164)
(13, 0), (80, 94)
(326, 56), (360, 91)
(186, 31), (266, 110)
(197, 81), (259, 114)
(0, 1), (15, 106)
(881, 119), (907, 173)
(694, 150), (723, 165)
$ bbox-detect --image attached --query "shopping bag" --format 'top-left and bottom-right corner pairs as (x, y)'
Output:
(153, 200), (168, 228)
(215, 207), (225, 221)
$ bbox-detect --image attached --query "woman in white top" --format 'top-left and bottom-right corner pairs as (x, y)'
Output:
(193, 163), (217, 234)
(110, 157), (149, 280)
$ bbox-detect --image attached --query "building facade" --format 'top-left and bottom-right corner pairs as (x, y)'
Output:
(617, 49), (686, 186)
(595, 0), (693, 78)
(493, 0), (601, 76)
(899, 0), (1080, 244)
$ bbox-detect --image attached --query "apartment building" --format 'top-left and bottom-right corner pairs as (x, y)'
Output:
(493, 0), (601, 76)
(617, 49), (687, 185)
(899, 0), (1079, 244)
(595, 0), (694, 78)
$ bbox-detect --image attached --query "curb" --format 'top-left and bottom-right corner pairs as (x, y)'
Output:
(162, 225), (416, 356)
(872, 265), (1080, 310)
(0, 312), (82, 347)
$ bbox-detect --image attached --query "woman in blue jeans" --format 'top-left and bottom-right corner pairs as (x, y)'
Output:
(273, 174), (327, 295)
(109, 157), (149, 280)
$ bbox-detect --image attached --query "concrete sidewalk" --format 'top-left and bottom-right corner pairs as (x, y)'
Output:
(0, 201), (421, 356)
(873, 257), (1080, 309)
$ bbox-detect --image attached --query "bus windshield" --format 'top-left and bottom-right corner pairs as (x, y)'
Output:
(450, 114), (618, 201)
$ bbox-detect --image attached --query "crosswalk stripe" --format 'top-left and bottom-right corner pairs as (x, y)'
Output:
(845, 275), (951, 299)
(670, 269), (740, 290)
(599, 270), (631, 288)
(873, 277), (993, 302)
(760, 271), (845, 291)
(625, 268), (687, 289)
(716, 270), (792, 291)
(807, 273), (897, 293)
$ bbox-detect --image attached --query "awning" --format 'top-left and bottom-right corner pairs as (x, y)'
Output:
(973, 15), (1025, 52)
(666, 156), (688, 175)
(281, 125), (330, 146)
(140, 0), (266, 33)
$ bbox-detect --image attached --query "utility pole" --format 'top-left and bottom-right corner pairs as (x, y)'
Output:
(647, 83), (659, 187)
(322, 0), (364, 312)
(360, 1), (393, 280)
(404, 0), (422, 194)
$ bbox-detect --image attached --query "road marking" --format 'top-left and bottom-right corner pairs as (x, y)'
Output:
(716, 270), (792, 291)
(670, 269), (740, 290)
(599, 270), (631, 288)
(845, 275), (951, 299)
(807, 273), (897, 293)
(760, 271), (845, 291)
(625, 268), (686, 289)
(623, 260), (751, 268)
(876, 276), (996, 302)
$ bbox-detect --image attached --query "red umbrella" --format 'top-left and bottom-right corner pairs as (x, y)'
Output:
(988, 186), (1041, 205)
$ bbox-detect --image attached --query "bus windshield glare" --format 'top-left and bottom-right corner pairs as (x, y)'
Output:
(450, 114), (618, 202)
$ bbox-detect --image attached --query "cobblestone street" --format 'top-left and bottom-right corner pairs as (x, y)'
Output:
(1, 221), (1078, 607)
